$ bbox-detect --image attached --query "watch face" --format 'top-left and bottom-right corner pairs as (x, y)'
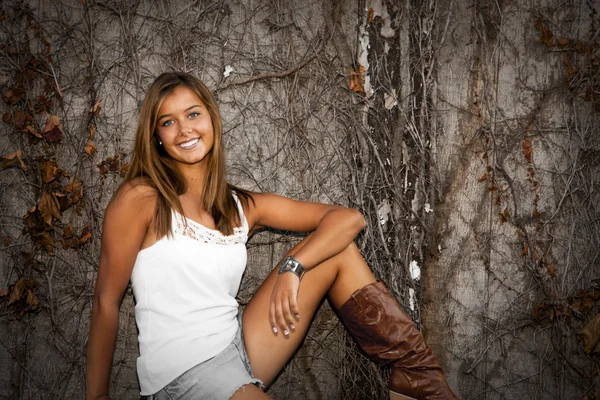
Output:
(277, 256), (304, 278)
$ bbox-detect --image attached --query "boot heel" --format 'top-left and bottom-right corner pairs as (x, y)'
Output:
(389, 390), (416, 400)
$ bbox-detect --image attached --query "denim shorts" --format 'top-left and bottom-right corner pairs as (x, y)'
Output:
(140, 314), (263, 400)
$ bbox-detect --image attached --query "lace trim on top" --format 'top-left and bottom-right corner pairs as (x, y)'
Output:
(172, 193), (248, 245)
(173, 213), (247, 245)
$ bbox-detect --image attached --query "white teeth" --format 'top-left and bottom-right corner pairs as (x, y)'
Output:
(178, 138), (199, 149)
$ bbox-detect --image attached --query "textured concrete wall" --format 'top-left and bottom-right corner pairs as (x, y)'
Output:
(426, 1), (600, 398)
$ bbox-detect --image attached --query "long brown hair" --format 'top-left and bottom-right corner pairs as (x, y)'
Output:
(126, 71), (252, 237)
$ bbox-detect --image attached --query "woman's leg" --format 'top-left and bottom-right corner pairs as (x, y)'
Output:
(241, 235), (376, 386)
(241, 235), (459, 400)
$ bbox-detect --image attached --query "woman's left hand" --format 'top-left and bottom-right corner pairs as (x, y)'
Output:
(269, 272), (301, 337)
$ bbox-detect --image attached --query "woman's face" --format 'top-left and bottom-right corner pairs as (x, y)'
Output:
(155, 85), (215, 169)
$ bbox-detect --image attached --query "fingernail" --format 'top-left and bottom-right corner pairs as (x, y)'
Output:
(290, 324), (295, 330)
(283, 330), (289, 336)
(272, 327), (278, 333)
(295, 314), (300, 320)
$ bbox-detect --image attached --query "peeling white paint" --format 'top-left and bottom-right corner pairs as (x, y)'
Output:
(384, 91), (397, 109)
(223, 65), (234, 78)
(358, 2), (396, 99)
(368, 0), (395, 38)
(409, 260), (421, 280)
(377, 199), (391, 225)
(409, 288), (416, 311)
(358, 12), (373, 98)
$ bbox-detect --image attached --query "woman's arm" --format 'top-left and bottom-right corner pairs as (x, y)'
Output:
(247, 193), (366, 269)
(246, 193), (366, 334)
(86, 182), (156, 400)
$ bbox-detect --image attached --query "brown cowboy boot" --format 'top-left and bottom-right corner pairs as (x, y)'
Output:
(337, 281), (460, 400)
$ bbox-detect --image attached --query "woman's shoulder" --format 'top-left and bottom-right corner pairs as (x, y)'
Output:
(107, 177), (157, 217)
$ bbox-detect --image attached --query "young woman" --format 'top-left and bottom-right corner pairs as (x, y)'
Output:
(86, 72), (459, 400)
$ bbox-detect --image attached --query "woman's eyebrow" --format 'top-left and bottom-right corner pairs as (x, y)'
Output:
(158, 105), (202, 120)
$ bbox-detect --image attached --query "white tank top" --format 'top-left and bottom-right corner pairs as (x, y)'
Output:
(131, 196), (248, 395)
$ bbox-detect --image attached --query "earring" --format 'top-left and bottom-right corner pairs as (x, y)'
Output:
(158, 140), (163, 146)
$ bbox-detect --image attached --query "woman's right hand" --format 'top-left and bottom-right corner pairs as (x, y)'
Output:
(269, 271), (301, 336)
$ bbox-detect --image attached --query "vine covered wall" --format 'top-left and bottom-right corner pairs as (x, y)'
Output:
(0, 1), (598, 399)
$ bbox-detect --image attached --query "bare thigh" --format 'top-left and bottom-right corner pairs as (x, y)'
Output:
(241, 236), (375, 387)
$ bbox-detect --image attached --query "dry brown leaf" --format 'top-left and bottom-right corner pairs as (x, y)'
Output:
(13, 110), (31, 130)
(54, 191), (71, 212)
(120, 162), (129, 177)
(35, 95), (53, 114)
(556, 38), (570, 48)
(540, 25), (555, 47)
(23, 206), (43, 233)
(109, 158), (119, 172)
(89, 124), (96, 139)
(37, 231), (55, 255)
(522, 243), (529, 257)
(39, 160), (63, 183)
(368, 7), (375, 22)
(79, 228), (92, 244)
(580, 313), (600, 353)
(523, 139), (533, 163)
(8, 278), (25, 305)
(2, 87), (25, 105)
(24, 125), (42, 139)
(43, 115), (63, 143)
(563, 54), (577, 80)
(2, 277), (40, 318)
(89, 97), (101, 116)
(499, 209), (510, 225)
(63, 225), (73, 239)
(65, 177), (83, 204)
(1, 149), (27, 171)
(22, 252), (45, 273)
(62, 238), (77, 249)
(26, 288), (39, 308)
(38, 191), (61, 226)
(84, 141), (96, 156)
(350, 65), (366, 94)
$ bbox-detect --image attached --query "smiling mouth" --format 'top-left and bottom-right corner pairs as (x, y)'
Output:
(178, 138), (200, 149)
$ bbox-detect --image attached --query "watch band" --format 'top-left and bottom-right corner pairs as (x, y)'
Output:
(278, 255), (306, 280)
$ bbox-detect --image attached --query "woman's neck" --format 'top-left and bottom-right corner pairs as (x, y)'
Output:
(179, 163), (207, 197)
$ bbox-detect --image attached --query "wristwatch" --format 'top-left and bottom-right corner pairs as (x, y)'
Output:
(278, 256), (306, 280)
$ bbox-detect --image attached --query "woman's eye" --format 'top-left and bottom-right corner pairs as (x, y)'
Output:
(188, 112), (200, 119)
(161, 119), (174, 127)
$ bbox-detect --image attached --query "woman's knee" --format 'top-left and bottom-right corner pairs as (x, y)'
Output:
(336, 241), (364, 263)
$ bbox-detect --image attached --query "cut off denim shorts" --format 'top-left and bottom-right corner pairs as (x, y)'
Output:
(140, 314), (263, 400)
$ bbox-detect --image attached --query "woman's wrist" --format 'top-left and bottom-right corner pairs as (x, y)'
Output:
(278, 255), (306, 280)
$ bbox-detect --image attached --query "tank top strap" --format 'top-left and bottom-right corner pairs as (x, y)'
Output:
(231, 191), (249, 232)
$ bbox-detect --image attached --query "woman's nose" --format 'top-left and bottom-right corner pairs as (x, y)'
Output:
(180, 125), (192, 136)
